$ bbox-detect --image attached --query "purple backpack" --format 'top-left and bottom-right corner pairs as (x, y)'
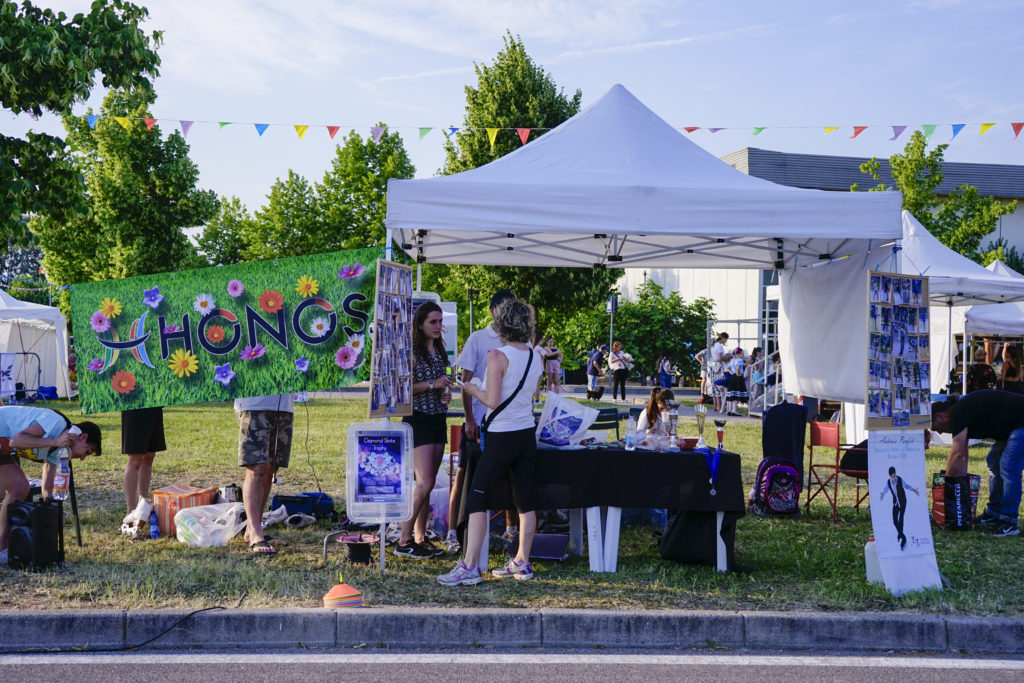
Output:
(753, 458), (801, 516)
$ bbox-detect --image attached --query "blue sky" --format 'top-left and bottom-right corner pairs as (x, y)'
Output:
(4, 0), (1024, 213)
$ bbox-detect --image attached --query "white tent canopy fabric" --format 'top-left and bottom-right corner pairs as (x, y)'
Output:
(0, 289), (72, 398)
(964, 260), (1024, 336)
(386, 84), (902, 270)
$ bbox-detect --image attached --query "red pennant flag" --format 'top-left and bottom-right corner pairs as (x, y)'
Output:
(1013, 123), (1024, 140)
(144, 118), (157, 131)
(684, 127), (699, 133)
(850, 126), (867, 139)
(516, 128), (530, 145)
(327, 126), (341, 139)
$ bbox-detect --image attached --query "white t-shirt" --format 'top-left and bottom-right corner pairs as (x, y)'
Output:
(480, 346), (543, 433)
(457, 324), (501, 424)
(711, 341), (726, 363)
(608, 350), (627, 371)
(0, 406), (70, 463)
(234, 394), (295, 413)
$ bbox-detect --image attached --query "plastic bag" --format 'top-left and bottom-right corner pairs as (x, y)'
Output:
(536, 391), (599, 448)
(174, 502), (246, 547)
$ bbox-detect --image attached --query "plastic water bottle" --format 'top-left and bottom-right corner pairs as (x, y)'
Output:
(52, 448), (70, 501)
(149, 510), (160, 539)
(624, 417), (638, 451)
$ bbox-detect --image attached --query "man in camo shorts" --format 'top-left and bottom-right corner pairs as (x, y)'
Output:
(235, 394), (293, 555)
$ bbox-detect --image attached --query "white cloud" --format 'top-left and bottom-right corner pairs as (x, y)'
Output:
(547, 23), (777, 62)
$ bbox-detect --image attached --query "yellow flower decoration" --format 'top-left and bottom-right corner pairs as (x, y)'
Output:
(167, 348), (199, 378)
(295, 275), (319, 298)
(98, 296), (123, 319)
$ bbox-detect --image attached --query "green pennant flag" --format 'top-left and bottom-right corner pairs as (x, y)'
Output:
(921, 124), (936, 140)
(752, 127), (766, 135)
(218, 122), (231, 129)
(419, 127), (433, 140)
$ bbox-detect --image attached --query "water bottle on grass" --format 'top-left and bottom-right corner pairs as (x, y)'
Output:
(52, 448), (70, 501)
(149, 510), (160, 539)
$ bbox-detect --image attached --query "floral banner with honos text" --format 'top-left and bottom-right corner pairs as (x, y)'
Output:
(70, 249), (378, 414)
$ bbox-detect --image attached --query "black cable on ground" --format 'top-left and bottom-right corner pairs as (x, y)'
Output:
(300, 397), (324, 495)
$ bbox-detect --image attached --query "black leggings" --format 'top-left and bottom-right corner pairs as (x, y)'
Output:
(612, 369), (629, 400)
(465, 427), (536, 515)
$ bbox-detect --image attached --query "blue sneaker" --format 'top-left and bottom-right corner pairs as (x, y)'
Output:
(491, 558), (534, 580)
(437, 561), (483, 586)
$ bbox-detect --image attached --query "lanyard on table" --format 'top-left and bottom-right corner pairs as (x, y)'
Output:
(700, 445), (722, 496)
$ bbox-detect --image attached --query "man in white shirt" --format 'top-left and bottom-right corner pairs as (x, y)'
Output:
(235, 393), (294, 555)
(447, 289), (514, 552)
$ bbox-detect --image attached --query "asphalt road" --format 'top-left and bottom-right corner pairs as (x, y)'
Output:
(3, 652), (1024, 682)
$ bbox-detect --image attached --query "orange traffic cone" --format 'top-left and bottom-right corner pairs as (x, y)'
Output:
(323, 571), (363, 608)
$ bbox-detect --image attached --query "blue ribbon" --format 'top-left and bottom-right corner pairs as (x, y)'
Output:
(699, 445), (722, 496)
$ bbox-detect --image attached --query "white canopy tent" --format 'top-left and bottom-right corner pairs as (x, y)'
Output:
(0, 289), (72, 399)
(386, 84), (902, 271)
(964, 260), (1024, 336)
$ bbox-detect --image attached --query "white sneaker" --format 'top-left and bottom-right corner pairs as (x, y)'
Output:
(261, 505), (288, 528)
(502, 526), (518, 542)
(445, 529), (461, 554)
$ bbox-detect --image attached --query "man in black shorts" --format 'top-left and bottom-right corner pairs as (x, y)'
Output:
(122, 407), (166, 523)
(235, 394), (294, 555)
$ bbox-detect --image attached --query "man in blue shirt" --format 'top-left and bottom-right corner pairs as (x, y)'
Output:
(586, 345), (608, 400)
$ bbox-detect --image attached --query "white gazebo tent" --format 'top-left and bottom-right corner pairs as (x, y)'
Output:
(0, 289), (73, 399)
(386, 84), (901, 270)
(964, 260), (1024, 336)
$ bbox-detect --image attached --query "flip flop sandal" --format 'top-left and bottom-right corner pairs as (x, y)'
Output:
(249, 539), (277, 555)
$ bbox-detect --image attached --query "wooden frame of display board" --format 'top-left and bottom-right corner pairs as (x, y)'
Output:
(865, 271), (932, 430)
(367, 260), (414, 418)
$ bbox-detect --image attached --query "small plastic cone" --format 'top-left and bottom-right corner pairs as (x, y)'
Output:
(324, 571), (363, 608)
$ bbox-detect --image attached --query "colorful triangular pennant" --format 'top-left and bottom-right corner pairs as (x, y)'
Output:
(294, 125), (308, 139)
(86, 115), (99, 129)
(486, 127), (499, 152)
(921, 124), (936, 140)
(445, 127), (459, 138)
(684, 127), (700, 133)
(889, 125), (907, 141)
(180, 120), (194, 138)
(951, 123), (965, 140)
(851, 126), (867, 139)
(254, 123), (269, 137)
(824, 127), (839, 135)
(980, 123), (996, 136)
(1013, 123), (1024, 139)
(144, 118), (157, 131)
(516, 128), (530, 145)
(327, 126), (341, 139)
(114, 116), (130, 129)
(370, 126), (386, 143)
(752, 127), (765, 135)
(709, 128), (725, 133)
(418, 127), (432, 140)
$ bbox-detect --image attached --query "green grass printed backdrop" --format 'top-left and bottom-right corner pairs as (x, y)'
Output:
(70, 248), (379, 414)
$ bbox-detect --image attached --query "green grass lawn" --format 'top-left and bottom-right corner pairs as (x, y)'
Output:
(1, 396), (1017, 615)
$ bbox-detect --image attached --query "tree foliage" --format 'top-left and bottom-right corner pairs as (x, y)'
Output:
(31, 88), (217, 292)
(853, 131), (1017, 260)
(1, 0), (162, 242)
(546, 280), (715, 380)
(423, 32), (619, 336)
(195, 196), (252, 266)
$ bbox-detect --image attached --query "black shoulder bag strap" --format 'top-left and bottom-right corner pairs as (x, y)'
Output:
(480, 348), (534, 434)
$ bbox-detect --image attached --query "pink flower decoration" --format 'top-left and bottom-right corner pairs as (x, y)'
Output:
(227, 280), (244, 297)
(87, 358), (104, 372)
(163, 323), (180, 334)
(337, 263), (366, 280)
(240, 343), (266, 360)
(335, 345), (357, 369)
(90, 311), (110, 333)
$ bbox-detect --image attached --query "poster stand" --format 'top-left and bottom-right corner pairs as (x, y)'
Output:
(368, 260), (414, 418)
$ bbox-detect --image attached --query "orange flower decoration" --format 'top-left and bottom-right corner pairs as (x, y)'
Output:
(111, 370), (136, 394)
(205, 324), (226, 343)
(258, 289), (284, 313)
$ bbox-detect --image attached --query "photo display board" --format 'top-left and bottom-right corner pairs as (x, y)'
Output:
(368, 260), (413, 418)
(866, 271), (931, 430)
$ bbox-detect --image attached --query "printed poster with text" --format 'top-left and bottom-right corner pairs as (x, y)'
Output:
(70, 249), (377, 414)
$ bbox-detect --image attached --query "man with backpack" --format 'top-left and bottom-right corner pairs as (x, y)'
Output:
(0, 406), (103, 564)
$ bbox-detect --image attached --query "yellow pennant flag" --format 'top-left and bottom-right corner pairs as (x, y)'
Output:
(824, 127), (839, 135)
(980, 123), (996, 135)
(294, 125), (309, 140)
(486, 127), (499, 152)
(114, 117), (130, 129)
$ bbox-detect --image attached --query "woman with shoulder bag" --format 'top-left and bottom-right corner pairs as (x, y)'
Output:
(438, 298), (544, 586)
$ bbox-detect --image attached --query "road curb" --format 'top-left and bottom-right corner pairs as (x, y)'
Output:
(2, 608), (1024, 654)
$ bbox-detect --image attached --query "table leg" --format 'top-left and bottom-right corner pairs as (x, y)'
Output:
(569, 509), (584, 556)
(602, 506), (621, 572)
(715, 511), (727, 572)
(585, 506), (605, 572)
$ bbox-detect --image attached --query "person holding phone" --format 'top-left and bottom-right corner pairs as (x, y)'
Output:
(395, 302), (452, 559)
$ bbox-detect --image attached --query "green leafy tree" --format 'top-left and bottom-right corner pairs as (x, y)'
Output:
(241, 170), (329, 261)
(547, 281), (715, 381)
(423, 32), (618, 337)
(981, 237), (1024, 275)
(32, 88), (218, 293)
(196, 196), (252, 266)
(1, 0), (162, 243)
(853, 131), (1016, 259)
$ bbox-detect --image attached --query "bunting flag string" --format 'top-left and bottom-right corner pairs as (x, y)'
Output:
(73, 114), (1024, 146)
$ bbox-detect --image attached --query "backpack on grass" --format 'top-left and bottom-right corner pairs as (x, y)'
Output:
(752, 457), (801, 517)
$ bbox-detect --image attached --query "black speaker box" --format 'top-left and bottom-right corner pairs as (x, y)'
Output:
(7, 500), (64, 570)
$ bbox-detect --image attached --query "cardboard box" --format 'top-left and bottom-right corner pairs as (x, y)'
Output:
(153, 484), (218, 537)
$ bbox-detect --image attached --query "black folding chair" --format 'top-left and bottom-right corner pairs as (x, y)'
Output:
(591, 407), (621, 440)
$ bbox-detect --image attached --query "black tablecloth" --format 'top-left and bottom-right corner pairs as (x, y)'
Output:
(456, 443), (746, 570)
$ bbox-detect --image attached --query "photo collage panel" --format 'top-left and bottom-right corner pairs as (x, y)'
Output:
(867, 273), (931, 428)
(369, 262), (414, 416)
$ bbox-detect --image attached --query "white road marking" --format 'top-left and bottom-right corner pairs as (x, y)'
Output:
(1, 653), (1023, 669)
